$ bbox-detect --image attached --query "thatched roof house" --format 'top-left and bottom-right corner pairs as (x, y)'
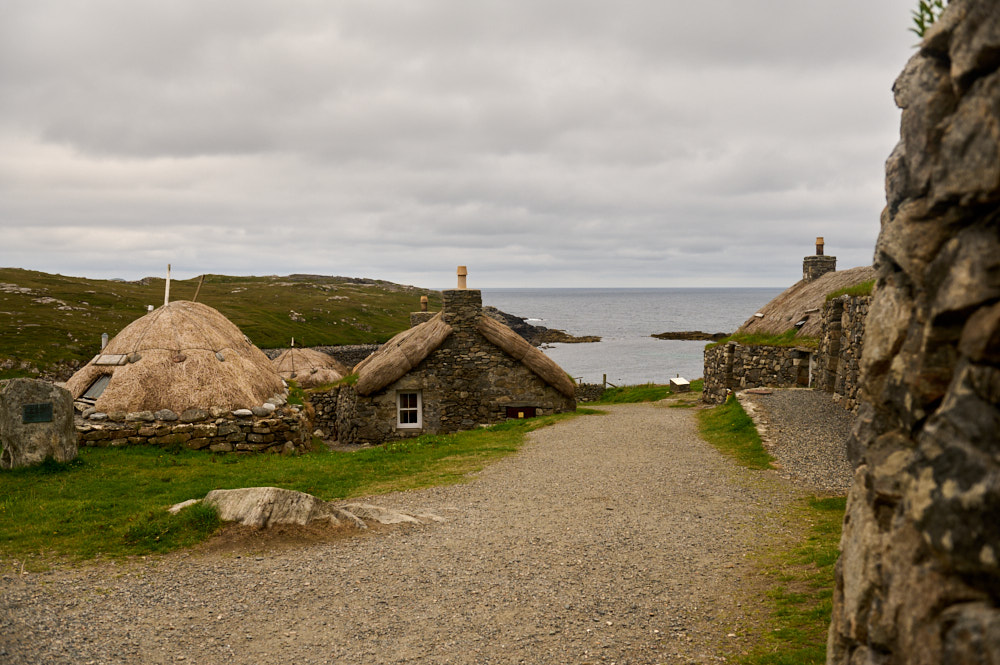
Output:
(335, 274), (576, 445)
(272, 347), (349, 388)
(738, 265), (875, 340)
(66, 300), (285, 414)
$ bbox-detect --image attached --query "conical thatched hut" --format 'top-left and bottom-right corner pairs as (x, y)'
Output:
(66, 301), (285, 414)
(334, 273), (576, 446)
(272, 347), (349, 388)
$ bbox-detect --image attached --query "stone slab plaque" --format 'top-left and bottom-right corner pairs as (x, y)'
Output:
(22, 402), (54, 424)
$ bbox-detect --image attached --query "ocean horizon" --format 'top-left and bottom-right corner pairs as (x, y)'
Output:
(479, 287), (783, 386)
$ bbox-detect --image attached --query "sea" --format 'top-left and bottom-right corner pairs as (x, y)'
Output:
(480, 288), (782, 387)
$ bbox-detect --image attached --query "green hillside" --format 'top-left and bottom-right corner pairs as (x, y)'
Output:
(0, 268), (441, 377)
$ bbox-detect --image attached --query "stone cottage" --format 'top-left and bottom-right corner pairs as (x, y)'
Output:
(334, 270), (577, 445)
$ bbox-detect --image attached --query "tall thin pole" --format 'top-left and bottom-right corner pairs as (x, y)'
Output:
(192, 274), (205, 302)
(164, 264), (171, 307)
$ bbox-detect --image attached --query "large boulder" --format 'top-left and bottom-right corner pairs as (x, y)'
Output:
(829, 1), (1000, 663)
(0, 378), (78, 469)
(171, 487), (444, 530)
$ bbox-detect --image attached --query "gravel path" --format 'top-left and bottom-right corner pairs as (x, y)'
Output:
(738, 388), (855, 494)
(2, 403), (806, 665)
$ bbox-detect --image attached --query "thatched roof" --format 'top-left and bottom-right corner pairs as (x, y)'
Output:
(352, 310), (577, 398)
(476, 315), (577, 397)
(354, 313), (454, 396)
(272, 347), (349, 388)
(738, 266), (876, 339)
(66, 300), (284, 413)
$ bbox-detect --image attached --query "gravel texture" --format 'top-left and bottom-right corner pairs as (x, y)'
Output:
(738, 388), (855, 494)
(2, 402), (813, 665)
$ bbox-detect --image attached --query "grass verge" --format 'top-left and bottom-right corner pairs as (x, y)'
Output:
(697, 396), (845, 664)
(696, 395), (774, 469)
(0, 411), (579, 560)
(731, 496), (845, 665)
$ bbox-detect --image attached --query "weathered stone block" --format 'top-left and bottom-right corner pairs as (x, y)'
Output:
(0, 378), (78, 469)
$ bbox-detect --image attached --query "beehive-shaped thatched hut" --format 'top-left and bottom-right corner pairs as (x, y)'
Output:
(66, 300), (285, 414)
(272, 347), (350, 388)
(334, 272), (576, 446)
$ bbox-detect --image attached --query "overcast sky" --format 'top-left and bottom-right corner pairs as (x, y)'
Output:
(1, 1), (918, 288)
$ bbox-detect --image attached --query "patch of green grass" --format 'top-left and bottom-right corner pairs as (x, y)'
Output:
(592, 379), (703, 404)
(826, 280), (875, 301)
(0, 410), (583, 559)
(696, 395), (774, 469)
(707, 329), (818, 351)
(731, 496), (846, 665)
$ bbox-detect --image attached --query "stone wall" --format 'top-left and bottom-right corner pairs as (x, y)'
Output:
(335, 290), (576, 446)
(831, 296), (870, 411)
(829, 2), (1000, 662)
(703, 295), (870, 408)
(75, 405), (311, 454)
(309, 386), (340, 440)
(702, 343), (810, 404)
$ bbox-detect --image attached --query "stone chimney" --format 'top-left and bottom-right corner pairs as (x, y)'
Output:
(409, 295), (436, 328)
(442, 266), (481, 327)
(803, 237), (836, 282)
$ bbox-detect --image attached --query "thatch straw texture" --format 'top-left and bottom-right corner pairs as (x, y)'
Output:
(354, 313), (453, 396)
(738, 266), (876, 339)
(66, 300), (284, 413)
(272, 348), (349, 388)
(477, 315), (577, 397)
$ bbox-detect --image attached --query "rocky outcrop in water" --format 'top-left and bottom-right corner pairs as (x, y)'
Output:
(829, 2), (1000, 663)
(482, 307), (600, 345)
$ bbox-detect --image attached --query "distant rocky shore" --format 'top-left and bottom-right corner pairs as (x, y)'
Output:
(482, 307), (601, 345)
(651, 331), (728, 341)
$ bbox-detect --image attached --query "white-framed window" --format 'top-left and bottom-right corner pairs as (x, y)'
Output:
(396, 391), (422, 429)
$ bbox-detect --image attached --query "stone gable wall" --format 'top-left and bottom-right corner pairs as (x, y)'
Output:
(333, 289), (576, 446)
(829, 1), (1000, 662)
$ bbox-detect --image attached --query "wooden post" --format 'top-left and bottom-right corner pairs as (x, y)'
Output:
(192, 274), (205, 302)
(603, 373), (607, 388)
(164, 264), (171, 306)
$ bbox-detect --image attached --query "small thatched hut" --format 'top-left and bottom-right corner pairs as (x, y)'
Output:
(66, 300), (285, 414)
(334, 275), (576, 446)
(272, 347), (349, 388)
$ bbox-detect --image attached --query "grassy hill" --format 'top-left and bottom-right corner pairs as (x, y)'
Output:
(0, 268), (441, 378)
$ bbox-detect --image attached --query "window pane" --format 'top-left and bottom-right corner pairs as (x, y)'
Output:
(401, 393), (416, 408)
(401, 410), (418, 424)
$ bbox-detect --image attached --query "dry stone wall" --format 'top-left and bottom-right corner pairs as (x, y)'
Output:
(702, 294), (870, 408)
(75, 404), (310, 454)
(829, 2), (1000, 662)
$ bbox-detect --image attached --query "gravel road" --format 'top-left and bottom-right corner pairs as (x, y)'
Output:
(2, 402), (810, 665)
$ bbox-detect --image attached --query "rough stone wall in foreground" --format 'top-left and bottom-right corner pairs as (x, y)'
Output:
(828, 1), (1000, 662)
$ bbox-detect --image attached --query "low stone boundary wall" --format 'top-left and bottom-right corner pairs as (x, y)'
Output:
(574, 383), (605, 402)
(703, 343), (811, 404)
(75, 405), (310, 453)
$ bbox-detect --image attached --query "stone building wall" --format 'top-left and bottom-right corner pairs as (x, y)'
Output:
(702, 294), (870, 408)
(831, 296), (870, 412)
(75, 405), (310, 454)
(829, 2), (1000, 662)
(335, 290), (576, 446)
(309, 387), (340, 440)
